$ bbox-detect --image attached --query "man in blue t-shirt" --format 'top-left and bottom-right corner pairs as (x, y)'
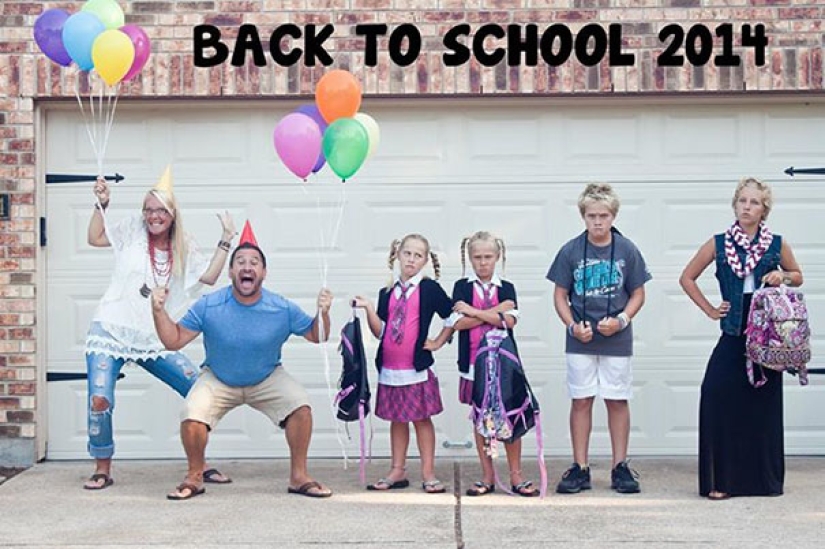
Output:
(152, 242), (333, 500)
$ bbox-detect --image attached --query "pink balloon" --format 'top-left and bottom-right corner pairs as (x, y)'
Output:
(119, 24), (150, 82)
(274, 113), (323, 180)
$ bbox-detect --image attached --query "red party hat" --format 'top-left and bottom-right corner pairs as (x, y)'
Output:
(238, 220), (259, 247)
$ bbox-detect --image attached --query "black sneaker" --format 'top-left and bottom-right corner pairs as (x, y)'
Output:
(611, 461), (640, 493)
(555, 463), (591, 494)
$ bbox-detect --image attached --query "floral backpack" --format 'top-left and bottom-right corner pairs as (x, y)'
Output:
(744, 285), (811, 388)
(471, 318), (547, 496)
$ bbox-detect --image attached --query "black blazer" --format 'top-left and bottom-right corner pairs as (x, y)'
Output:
(375, 278), (453, 372)
(451, 278), (518, 375)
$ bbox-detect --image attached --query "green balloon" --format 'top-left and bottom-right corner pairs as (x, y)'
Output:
(82, 0), (125, 30)
(322, 118), (369, 181)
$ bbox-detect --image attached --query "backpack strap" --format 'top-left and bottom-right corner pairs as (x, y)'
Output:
(534, 410), (548, 498)
(746, 357), (768, 388)
(359, 401), (367, 485)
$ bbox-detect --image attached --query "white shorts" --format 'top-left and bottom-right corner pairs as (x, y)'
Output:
(566, 353), (633, 400)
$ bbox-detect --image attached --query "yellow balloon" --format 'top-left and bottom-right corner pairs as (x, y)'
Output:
(354, 112), (380, 159)
(92, 29), (135, 86)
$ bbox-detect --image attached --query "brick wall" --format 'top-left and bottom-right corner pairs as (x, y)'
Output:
(0, 0), (823, 465)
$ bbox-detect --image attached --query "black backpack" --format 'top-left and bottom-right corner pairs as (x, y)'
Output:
(335, 313), (372, 483)
(471, 321), (547, 495)
(336, 315), (371, 422)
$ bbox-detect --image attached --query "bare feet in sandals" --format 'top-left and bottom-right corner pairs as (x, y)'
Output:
(366, 465), (408, 491)
(466, 480), (495, 496)
(167, 477), (205, 501)
(510, 470), (539, 497)
(422, 479), (446, 493)
(202, 468), (232, 484)
(83, 472), (113, 490)
(288, 480), (332, 498)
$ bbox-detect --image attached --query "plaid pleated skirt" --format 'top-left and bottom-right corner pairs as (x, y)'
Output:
(375, 369), (443, 422)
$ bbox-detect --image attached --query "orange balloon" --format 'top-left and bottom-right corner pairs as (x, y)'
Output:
(315, 70), (362, 123)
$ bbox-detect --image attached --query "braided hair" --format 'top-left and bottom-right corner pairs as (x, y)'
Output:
(460, 231), (505, 277)
(386, 233), (440, 287)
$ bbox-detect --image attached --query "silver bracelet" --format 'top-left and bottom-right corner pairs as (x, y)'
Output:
(617, 312), (630, 330)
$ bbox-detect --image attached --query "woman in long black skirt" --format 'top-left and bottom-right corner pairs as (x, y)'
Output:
(679, 177), (803, 500)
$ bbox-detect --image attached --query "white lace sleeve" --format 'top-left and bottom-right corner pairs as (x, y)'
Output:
(104, 214), (142, 253)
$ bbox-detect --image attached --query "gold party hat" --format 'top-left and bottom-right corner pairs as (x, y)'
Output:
(153, 165), (174, 194)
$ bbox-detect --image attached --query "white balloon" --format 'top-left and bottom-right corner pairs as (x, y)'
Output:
(353, 112), (380, 158)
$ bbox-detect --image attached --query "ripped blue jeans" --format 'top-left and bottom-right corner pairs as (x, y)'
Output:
(85, 351), (199, 459)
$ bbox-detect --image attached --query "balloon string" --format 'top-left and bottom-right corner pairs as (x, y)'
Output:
(299, 185), (326, 287)
(98, 83), (120, 175)
(74, 74), (99, 172)
(302, 179), (352, 470)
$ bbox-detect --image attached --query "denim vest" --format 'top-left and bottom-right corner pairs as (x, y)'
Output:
(714, 233), (782, 336)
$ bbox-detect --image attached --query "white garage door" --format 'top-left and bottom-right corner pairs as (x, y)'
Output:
(44, 99), (825, 460)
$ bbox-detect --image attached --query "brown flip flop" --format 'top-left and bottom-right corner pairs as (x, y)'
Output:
(167, 482), (205, 501)
(83, 473), (114, 490)
(288, 480), (332, 498)
(203, 468), (232, 484)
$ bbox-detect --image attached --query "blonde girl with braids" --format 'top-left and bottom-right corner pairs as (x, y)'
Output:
(352, 234), (453, 493)
(83, 168), (235, 490)
(447, 231), (538, 497)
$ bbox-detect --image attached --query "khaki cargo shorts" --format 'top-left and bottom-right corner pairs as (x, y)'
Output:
(182, 366), (311, 429)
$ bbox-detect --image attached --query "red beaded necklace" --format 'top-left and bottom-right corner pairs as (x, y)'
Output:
(148, 235), (173, 282)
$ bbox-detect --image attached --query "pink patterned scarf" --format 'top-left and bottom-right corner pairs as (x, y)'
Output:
(724, 221), (773, 278)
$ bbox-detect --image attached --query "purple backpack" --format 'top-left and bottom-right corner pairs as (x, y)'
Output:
(745, 285), (811, 387)
(471, 323), (547, 496)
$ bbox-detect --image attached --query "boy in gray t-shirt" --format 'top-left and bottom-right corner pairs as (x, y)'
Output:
(546, 183), (651, 495)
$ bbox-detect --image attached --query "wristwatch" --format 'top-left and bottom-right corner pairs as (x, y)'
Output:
(782, 274), (792, 286)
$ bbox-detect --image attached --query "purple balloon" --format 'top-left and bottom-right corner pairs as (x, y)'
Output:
(296, 104), (328, 133)
(119, 24), (151, 82)
(274, 113), (323, 180)
(295, 105), (328, 173)
(33, 9), (72, 67)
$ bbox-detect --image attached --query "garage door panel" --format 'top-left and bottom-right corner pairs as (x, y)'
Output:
(781, 381), (825, 453)
(802, 281), (825, 353)
(771, 200), (825, 265)
(380, 115), (448, 162)
(47, 379), (88, 458)
(462, 201), (549, 251)
(562, 114), (642, 163)
(170, 120), (251, 163)
(467, 116), (542, 160)
(661, 201), (731, 257)
(663, 113), (742, 162)
(47, 283), (100, 363)
(764, 113), (825, 159)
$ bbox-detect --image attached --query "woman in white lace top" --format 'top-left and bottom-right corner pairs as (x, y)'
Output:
(82, 170), (235, 490)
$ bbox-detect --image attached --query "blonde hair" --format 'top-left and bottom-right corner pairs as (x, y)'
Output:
(386, 233), (440, 287)
(459, 231), (506, 277)
(578, 182), (620, 217)
(144, 189), (187, 278)
(732, 177), (773, 221)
